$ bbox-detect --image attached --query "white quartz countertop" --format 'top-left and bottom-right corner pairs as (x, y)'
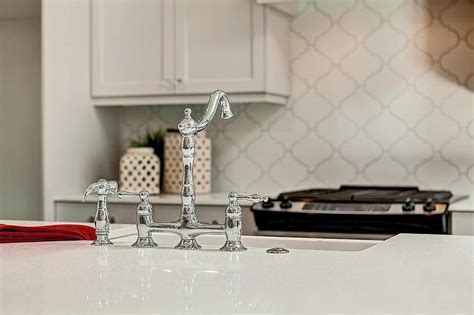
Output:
(449, 196), (474, 212)
(0, 221), (473, 314)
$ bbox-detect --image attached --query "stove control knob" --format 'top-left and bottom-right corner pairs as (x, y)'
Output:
(423, 198), (436, 212)
(402, 198), (415, 211)
(261, 198), (274, 209)
(280, 197), (292, 209)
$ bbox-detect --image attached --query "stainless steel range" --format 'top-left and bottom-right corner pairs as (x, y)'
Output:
(251, 186), (466, 240)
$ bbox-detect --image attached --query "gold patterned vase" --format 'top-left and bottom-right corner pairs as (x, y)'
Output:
(163, 130), (212, 194)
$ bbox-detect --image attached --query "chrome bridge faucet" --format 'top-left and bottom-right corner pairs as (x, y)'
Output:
(84, 90), (268, 251)
(132, 190), (267, 251)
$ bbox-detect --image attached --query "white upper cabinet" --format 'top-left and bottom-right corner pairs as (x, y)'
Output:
(91, 0), (174, 97)
(174, 0), (264, 94)
(91, 0), (290, 106)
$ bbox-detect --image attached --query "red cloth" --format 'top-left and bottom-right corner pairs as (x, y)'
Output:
(0, 224), (96, 243)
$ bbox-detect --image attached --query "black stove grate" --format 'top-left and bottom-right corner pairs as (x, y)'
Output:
(277, 185), (452, 203)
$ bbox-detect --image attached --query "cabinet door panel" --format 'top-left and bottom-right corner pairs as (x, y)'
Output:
(175, 0), (264, 94)
(91, 0), (174, 97)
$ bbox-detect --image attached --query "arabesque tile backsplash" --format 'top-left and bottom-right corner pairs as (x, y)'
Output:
(120, 0), (473, 195)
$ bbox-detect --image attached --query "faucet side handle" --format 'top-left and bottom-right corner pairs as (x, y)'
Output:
(82, 179), (119, 246)
(236, 193), (269, 203)
(82, 179), (119, 202)
(136, 191), (152, 213)
(115, 191), (139, 199)
(221, 192), (268, 252)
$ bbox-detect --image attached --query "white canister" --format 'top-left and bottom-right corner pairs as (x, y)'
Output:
(120, 147), (160, 194)
(164, 130), (212, 194)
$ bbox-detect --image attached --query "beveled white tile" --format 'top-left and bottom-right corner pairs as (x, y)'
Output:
(247, 174), (283, 195)
(317, 110), (357, 148)
(292, 90), (332, 127)
(339, 132), (382, 170)
(366, 67), (407, 104)
(246, 134), (285, 169)
(292, 5), (331, 42)
(390, 1), (432, 37)
(390, 43), (432, 84)
(441, 131), (474, 173)
(365, 154), (408, 184)
(365, 24), (406, 62)
(340, 88), (382, 127)
(269, 153), (308, 188)
(292, 131), (332, 170)
(268, 110), (308, 151)
(415, 20), (458, 61)
(224, 157), (262, 191)
(316, 154), (357, 185)
(340, 1), (380, 41)
(416, 66), (459, 104)
(468, 120), (474, 139)
(316, 0), (356, 20)
(390, 87), (433, 128)
(223, 112), (261, 149)
(447, 176), (474, 195)
(390, 132), (433, 172)
(468, 166), (474, 184)
(441, 87), (474, 130)
(290, 31), (309, 60)
(292, 48), (332, 84)
(441, 41), (474, 84)
(416, 156), (460, 187)
(289, 74), (310, 101)
(440, 0), (474, 38)
(364, 0), (404, 18)
(467, 29), (474, 47)
(316, 68), (357, 104)
(315, 25), (357, 63)
(366, 111), (407, 148)
(416, 109), (459, 148)
(340, 46), (382, 83)
(211, 133), (240, 170)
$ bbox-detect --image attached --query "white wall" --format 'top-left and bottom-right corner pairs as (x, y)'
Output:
(42, 0), (119, 220)
(0, 0), (40, 20)
(0, 12), (41, 219)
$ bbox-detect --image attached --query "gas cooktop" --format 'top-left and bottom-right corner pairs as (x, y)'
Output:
(251, 186), (458, 236)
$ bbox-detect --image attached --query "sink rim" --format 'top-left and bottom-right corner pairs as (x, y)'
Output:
(118, 232), (382, 252)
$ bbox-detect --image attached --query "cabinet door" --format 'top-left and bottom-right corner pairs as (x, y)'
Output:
(174, 0), (265, 94)
(91, 0), (174, 97)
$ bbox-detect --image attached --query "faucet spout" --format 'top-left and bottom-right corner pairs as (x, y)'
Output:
(196, 90), (233, 132)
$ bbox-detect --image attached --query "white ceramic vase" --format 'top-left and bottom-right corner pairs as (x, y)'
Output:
(120, 147), (160, 194)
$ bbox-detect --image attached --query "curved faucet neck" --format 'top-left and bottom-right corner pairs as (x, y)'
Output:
(196, 90), (233, 132)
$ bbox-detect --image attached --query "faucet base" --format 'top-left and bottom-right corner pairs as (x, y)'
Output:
(175, 238), (201, 250)
(220, 241), (247, 252)
(91, 235), (113, 246)
(132, 236), (158, 248)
